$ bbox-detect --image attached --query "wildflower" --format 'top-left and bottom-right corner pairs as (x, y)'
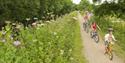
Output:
(33, 39), (37, 42)
(37, 27), (40, 30)
(56, 36), (59, 38)
(72, 17), (77, 20)
(32, 22), (37, 26)
(37, 24), (41, 27)
(2, 31), (6, 35)
(2, 39), (6, 43)
(16, 25), (21, 29)
(41, 23), (45, 26)
(48, 42), (51, 45)
(13, 40), (21, 46)
(70, 57), (74, 60)
(53, 32), (57, 35)
(33, 17), (38, 20)
(46, 21), (50, 23)
(69, 49), (72, 52)
(51, 20), (54, 22)
(26, 18), (30, 21)
(60, 50), (64, 55)
(9, 35), (13, 40)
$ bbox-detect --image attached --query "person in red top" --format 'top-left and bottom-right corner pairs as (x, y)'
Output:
(90, 21), (99, 38)
(91, 22), (97, 32)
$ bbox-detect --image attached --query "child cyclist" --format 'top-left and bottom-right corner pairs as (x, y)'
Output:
(91, 22), (97, 32)
(90, 21), (100, 38)
(104, 26), (117, 54)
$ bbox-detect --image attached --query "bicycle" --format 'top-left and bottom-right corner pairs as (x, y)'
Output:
(90, 31), (99, 43)
(105, 41), (114, 60)
(83, 22), (89, 33)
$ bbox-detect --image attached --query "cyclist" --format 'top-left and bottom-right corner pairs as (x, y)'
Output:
(90, 21), (101, 36)
(83, 11), (88, 22)
(90, 22), (97, 38)
(83, 11), (89, 32)
(88, 11), (93, 21)
(91, 22), (97, 31)
(104, 27), (117, 54)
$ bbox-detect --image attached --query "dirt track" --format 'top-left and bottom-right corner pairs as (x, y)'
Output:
(77, 12), (124, 63)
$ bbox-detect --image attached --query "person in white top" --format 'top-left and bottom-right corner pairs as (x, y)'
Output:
(88, 11), (93, 21)
(104, 27), (117, 54)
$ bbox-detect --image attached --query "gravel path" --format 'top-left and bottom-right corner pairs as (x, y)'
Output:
(77, 12), (124, 63)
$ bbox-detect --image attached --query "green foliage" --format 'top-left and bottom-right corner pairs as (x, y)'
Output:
(0, 12), (86, 63)
(0, 0), (39, 21)
(39, 0), (75, 20)
(75, 0), (93, 11)
(92, 0), (101, 3)
(93, 0), (125, 20)
(0, 0), (76, 22)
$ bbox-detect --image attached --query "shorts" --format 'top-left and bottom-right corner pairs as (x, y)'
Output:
(104, 41), (109, 47)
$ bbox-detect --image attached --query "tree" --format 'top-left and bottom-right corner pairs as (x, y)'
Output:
(93, 0), (125, 20)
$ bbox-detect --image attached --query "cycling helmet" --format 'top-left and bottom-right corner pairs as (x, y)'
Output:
(108, 26), (113, 32)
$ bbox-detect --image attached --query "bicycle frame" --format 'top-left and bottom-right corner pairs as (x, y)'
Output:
(83, 22), (89, 33)
(90, 31), (99, 43)
(107, 42), (113, 60)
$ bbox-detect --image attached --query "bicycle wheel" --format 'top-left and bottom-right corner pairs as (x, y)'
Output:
(84, 23), (87, 32)
(94, 35), (99, 43)
(93, 32), (99, 43)
(90, 31), (93, 38)
(107, 43), (113, 60)
(83, 23), (85, 30)
(86, 26), (89, 33)
(86, 23), (89, 33)
(109, 52), (113, 60)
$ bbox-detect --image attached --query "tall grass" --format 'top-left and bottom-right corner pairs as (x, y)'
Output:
(0, 11), (86, 63)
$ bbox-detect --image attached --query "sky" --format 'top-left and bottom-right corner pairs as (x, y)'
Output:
(72, 0), (81, 4)
(72, 0), (93, 4)
(72, 0), (118, 5)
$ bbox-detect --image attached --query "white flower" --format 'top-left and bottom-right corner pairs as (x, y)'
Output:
(72, 17), (77, 20)
(13, 40), (21, 46)
(32, 22), (37, 26)
(37, 24), (41, 27)
(46, 21), (50, 23)
(56, 36), (59, 38)
(69, 49), (72, 52)
(60, 50), (64, 55)
(51, 20), (54, 22)
(2, 39), (6, 43)
(48, 42), (51, 45)
(26, 27), (28, 29)
(9, 35), (13, 40)
(53, 32), (57, 35)
(41, 23), (45, 26)
(26, 18), (30, 21)
(16, 25), (21, 29)
(33, 17), (38, 20)
(2, 31), (6, 35)
(37, 27), (40, 30)
(70, 57), (74, 60)
(33, 39), (37, 42)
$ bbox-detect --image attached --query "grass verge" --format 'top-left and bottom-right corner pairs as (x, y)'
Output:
(0, 11), (87, 63)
